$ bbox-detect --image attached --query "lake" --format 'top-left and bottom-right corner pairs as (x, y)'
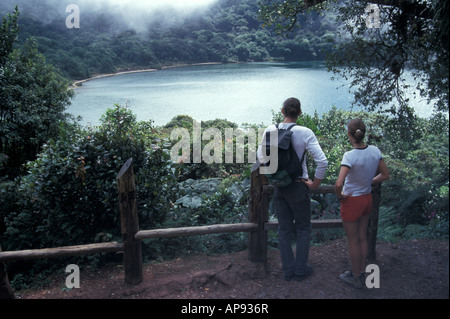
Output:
(68, 62), (433, 127)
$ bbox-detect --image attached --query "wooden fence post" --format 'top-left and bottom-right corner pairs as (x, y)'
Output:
(117, 158), (143, 285)
(0, 245), (14, 299)
(367, 183), (382, 260)
(248, 169), (269, 262)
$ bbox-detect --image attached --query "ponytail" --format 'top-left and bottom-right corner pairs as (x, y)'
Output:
(348, 119), (366, 143)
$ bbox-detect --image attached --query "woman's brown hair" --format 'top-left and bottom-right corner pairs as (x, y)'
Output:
(347, 119), (366, 143)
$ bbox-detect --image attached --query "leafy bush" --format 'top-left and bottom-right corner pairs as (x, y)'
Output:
(142, 176), (249, 261)
(164, 115), (252, 180)
(1, 104), (180, 286)
(164, 115), (195, 131)
(0, 8), (74, 177)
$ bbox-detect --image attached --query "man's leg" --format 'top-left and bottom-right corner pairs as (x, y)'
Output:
(290, 183), (312, 277)
(276, 190), (295, 280)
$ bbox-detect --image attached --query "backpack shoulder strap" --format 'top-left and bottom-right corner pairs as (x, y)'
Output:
(276, 123), (297, 130)
(299, 149), (306, 164)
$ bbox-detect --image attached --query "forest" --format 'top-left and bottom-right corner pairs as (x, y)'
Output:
(0, 0), (448, 290)
(1, 0), (337, 80)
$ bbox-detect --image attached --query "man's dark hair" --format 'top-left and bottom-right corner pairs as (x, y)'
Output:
(282, 97), (301, 118)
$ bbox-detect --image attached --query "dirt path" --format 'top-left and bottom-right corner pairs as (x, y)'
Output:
(16, 238), (448, 300)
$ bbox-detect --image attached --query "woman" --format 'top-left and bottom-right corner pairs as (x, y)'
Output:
(335, 119), (390, 288)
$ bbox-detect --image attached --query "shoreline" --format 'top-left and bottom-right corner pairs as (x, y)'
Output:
(71, 62), (223, 88)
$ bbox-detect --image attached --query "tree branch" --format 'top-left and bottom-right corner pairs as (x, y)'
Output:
(297, 0), (433, 19)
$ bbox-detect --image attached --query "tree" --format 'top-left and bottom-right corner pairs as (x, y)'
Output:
(0, 6), (18, 67)
(258, 0), (449, 116)
(0, 8), (73, 177)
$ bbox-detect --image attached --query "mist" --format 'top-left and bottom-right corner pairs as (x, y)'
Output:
(0, 0), (219, 33)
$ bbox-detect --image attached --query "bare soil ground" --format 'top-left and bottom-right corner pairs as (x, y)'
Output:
(15, 238), (448, 300)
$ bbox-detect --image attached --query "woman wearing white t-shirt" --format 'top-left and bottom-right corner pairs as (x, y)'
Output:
(335, 119), (390, 289)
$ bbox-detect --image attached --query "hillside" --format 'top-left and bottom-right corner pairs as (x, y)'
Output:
(0, 0), (337, 80)
(16, 238), (448, 300)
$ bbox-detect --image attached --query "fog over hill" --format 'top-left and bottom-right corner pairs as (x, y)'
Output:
(1, 0), (337, 79)
(0, 0), (219, 32)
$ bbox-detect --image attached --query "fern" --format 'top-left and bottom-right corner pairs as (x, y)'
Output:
(377, 207), (404, 242)
(403, 224), (428, 239)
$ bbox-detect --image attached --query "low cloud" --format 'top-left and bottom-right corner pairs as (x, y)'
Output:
(1, 0), (219, 33)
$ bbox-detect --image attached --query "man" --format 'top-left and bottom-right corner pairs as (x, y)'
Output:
(257, 97), (328, 281)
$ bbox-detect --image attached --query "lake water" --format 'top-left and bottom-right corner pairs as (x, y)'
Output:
(68, 62), (433, 127)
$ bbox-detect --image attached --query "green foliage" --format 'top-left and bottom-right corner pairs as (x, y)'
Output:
(310, 197), (345, 245)
(142, 176), (249, 261)
(271, 108), (322, 136)
(164, 115), (253, 180)
(164, 115), (195, 131)
(1, 104), (448, 289)
(377, 207), (403, 242)
(0, 5), (18, 66)
(1, 104), (180, 287)
(1, 0), (339, 80)
(378, 203), (449, 243)
(0, 8), (73, 177)
(260, 0), (449, 115)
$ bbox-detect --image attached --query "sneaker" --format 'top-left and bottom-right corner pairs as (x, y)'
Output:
(359, 271), (366, 286)
(339, 271), (363, 289)
(294, 266), (314, 282)
(284, 273), (294, 281)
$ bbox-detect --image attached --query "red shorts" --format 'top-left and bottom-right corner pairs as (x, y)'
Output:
(340, 194), (372, 222)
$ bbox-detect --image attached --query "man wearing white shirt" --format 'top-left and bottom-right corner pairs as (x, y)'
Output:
(257, 97), (328, 281)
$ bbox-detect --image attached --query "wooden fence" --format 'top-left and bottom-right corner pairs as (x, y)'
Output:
(0, 158), (381, 297)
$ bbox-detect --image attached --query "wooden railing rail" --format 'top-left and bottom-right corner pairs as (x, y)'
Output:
(0, 243), (123, 263)
(134, 223), (258, 240)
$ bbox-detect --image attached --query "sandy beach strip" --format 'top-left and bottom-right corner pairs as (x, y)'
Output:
(71, 62), (223, 88)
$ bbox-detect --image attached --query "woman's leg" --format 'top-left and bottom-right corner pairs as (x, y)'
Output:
(357, 214), (370, 272)
(343, 220), (363, 275)
(343, 214), (370, 274)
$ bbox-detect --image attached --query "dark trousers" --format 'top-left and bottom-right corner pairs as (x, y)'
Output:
(275, 181), (312, 278)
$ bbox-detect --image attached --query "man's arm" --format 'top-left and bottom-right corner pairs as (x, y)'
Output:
(303, 130), (328, 189)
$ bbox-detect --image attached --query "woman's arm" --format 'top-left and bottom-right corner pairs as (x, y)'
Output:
(372, 159), (390, 185)
(335, 165), (351, 200)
